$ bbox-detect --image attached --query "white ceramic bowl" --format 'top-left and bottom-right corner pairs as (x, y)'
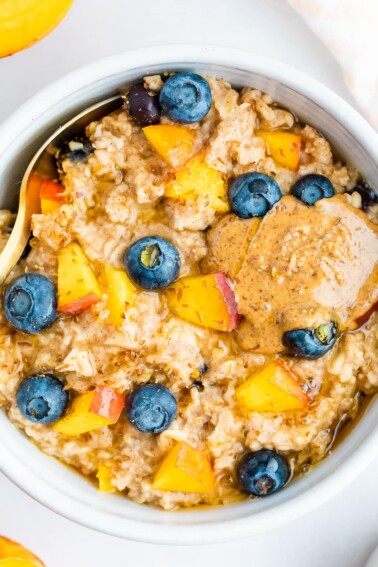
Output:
(0, 45), (377, 545)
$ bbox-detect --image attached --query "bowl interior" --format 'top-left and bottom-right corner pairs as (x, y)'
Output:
(0, 52), (377, 544)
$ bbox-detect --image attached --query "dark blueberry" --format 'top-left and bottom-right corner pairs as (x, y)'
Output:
(3, 273), (58, 334)
(237, 449), (289, 496)
(349, 182), (378, 211)
(283, 321), (337, 359)
(125, 383), (177, 434)
(126, 82), (161, 126)
(57, 137), (94, 164)
(159, 73), (212, 124)
(124, 236), (180, 290)
(16, 374), (69, 424)
(292, 174), (334, 206)
(228, 172), (282, 218)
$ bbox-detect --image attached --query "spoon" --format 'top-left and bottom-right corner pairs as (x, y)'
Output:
(0, 94), (124, 286)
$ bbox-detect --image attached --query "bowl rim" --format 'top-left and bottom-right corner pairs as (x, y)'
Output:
(0, 44), (377, 545)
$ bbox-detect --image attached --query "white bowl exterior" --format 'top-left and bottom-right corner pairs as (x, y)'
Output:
(0, 45), (377, 544)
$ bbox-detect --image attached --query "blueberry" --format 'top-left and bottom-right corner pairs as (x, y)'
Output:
(283, 321), (337, 359)
(3, 273), (58, 334)
(16, 374), (69, 424)
(228, 173), (282, 218)
(237, 449), (289, 496)
(124, 236), (180, 290)
(349, 182), (378, 211)
(126, 82), (161, 126)
(159, 73), (212, 124)
(292, 174), (334, 206)
(125, 383), (177, 434)
(58, 137), (94, 164)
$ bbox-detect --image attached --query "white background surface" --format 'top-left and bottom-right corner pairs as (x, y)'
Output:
(0, 1), (377, 566)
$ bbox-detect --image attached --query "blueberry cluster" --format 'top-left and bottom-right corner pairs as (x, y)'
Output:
(126, 72), (212, 126)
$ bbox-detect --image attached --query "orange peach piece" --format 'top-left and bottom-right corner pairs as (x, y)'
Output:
(236, 361), (310, 413)
(0, 0), (74, 58)
(100, 264), (137, 327)
(143, 125), (196, 169)
(166, 272), (239, 332)
(0, 537), (44, 567)
(152, 442), (215, 493)
(256, 130), (301, 171)
(57, 242), (101, 315)
(165, 153), (229, 212)
(96, 464), (116, 493)
(89, 386), (125, 422)
(53, 391), (114, 436)
(40, 180), (65, 214)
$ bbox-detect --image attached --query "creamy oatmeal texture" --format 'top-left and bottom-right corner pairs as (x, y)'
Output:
(0, 74), (377, 510)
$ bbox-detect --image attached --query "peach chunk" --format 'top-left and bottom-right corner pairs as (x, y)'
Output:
(89, 386), (126, 422)
(166, 272), (239, 331)
(236, 361), (310, 413)
(256, 130), (301, 171)
(100, 264), (137, 327)
(39, 180), (65, 214)
(53, 389), (121, 436)
(165, 153), (229, 212)
(96, 464), (116, 493)
(152, 442), (215, 493)
(0, 537), (44, 567)
(143, 125), (196, 169)
(57, 242), (101, 315)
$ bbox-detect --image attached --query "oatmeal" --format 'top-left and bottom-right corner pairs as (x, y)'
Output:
(0, 72), (377, 510)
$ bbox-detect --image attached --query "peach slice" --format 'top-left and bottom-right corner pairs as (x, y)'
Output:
(89, 386), (125, 422)
(152, 442), (215, 493)
(100, 264), (137, 327)
(165, 153), (229, 212)
(53, 387), (125, 436)
(40, 180), (65, 214)
(236, 361), (310, 413)
(256, 130), (301, 171)
(0, 537), (44, 567)
(143, 125), (196, 169)
(57, 242), (101, 315)
(166, 272), (239, 332)
(0, 0), (74, 58)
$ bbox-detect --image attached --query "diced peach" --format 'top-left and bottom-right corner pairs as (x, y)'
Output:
(166, 272), (239, 332)
(53, 391), (114, 436)
(256, 130), (301, 171)
(89, 386), (125, 422)
(40, 180), (65, 214)
(152, 442), (215, 493)
(236, 361), (310, 413)
(165, 153), (229, 212)
(0, 537), (44, 567)
(96, 464), (116, 493)
(143, 125), (196, 169)
(57, 242), (101, 315)
(100, 264), (137, 327)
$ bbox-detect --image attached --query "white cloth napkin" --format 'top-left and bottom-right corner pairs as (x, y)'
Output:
(287, 0), (378, 128)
